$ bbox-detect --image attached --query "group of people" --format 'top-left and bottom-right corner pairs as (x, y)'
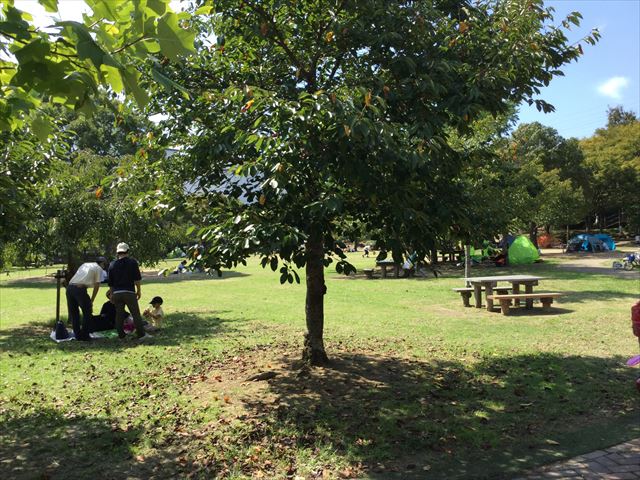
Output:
(65, 242), (163, 342)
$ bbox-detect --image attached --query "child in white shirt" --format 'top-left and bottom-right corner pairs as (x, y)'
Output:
(143, 296), (164, 331)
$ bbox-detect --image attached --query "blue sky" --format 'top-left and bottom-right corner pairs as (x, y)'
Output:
(516, 0), (640, 138)
(16, 1), (640, 139)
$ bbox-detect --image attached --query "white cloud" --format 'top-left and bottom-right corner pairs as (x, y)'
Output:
(597, 76), (630, 99)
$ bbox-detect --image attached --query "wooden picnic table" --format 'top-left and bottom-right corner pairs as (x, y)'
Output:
(464, 274), (543, 312)
(376, 259), (402, 278)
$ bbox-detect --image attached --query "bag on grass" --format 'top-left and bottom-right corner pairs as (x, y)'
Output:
(55, 320), (69, 340)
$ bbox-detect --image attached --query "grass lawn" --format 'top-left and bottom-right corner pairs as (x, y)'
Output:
(1, 253), (639, 479)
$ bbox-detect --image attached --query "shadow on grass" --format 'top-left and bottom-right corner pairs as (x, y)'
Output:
(0, 270), (249, 290)
(142, 270), (250, 285)
(0, 408), (200, 480)
(230, 349), (638, 480)
(563, 290), (640, 303)
(498, 306), (574, 316)
(0, 311), (241, 355)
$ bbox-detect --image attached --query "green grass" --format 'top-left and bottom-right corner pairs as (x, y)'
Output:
(1, 254), (639, 479)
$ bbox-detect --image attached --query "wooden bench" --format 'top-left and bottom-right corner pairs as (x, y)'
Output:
(487, 293), (565, 315)
(363, 268), (375, 279)
(453, 286), (510, 307)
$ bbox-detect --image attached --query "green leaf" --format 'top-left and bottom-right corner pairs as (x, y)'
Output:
(57, 21), (106, 69)
(101, 65), (123, 93)
(31, 114), (52, 141)
(151, 68), (191, 99)
(13, 38), (50, 63)
(0, 7), (31, 40)
(156, 13), (195, 62)
(121, 69), (149, 108)
(37, 0), (58, 12)
(146, 0), (167, 16)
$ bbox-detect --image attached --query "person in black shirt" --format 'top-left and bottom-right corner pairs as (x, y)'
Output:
(92, 290), (130, 332)
(108, 242), (149, 340)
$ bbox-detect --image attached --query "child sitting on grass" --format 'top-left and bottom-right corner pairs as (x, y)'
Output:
(143, 296), (164, 331)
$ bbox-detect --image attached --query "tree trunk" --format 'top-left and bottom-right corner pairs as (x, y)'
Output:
(302, 230), (329, 366)
(65, 250), (80, 285)
(529, 222), (538, 248)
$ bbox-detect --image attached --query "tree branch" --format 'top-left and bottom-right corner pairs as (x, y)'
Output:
(244, 1), (304, 72)
(111, 35), (148, 55)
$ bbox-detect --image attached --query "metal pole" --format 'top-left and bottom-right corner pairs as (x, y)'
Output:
(464, 244), (471, 286)
(55, 269), (62, 325)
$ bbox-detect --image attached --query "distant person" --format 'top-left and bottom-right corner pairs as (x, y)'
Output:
(108, 242), (150, 341)
(362, 245), (370, 257)
(172, 260), (187, 274)
(143, 296), (164, 331)
(66, 257), (108, 341)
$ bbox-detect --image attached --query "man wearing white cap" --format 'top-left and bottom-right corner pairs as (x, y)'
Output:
(66, 256), (108, 341)
(107, 242), (150, 341)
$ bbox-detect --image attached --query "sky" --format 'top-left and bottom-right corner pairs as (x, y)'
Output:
(515, 0), (640, 138)
(15, 0), (640, 140)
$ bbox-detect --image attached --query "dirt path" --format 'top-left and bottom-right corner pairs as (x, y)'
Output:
(542, 245), (640, 278)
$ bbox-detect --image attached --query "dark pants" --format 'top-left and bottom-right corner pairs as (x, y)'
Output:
(112, 292), (145, 339)
(66, 284), (93, 338)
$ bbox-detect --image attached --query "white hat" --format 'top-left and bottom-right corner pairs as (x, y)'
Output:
(116, 242), (130, 253)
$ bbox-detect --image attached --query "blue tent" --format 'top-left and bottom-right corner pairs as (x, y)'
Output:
(593, 233), (616, 251)
(567, 234), (606, 252)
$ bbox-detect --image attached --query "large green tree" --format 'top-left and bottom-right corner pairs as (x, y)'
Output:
(149, 0), (598, 363)
(505, 122), (588, 245)
(1, 0), (196, 261)
(580, 109), (640, 232)
(3, 98), (182, 271)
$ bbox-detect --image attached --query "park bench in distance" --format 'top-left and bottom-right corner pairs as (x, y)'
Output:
(487, 292), (565, 315)
(453, 286), (511, 307)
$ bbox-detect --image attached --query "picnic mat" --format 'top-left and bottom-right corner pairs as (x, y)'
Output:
(49, 329), (120, 342)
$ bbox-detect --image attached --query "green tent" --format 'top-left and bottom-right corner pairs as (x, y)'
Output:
(508, 235), (539, 265)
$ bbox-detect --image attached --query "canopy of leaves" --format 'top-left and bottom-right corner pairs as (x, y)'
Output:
(2, 99), (183, 269)
(580, 115), (640, 230)
(501, 122), (589, 232)
(151, 0), (597, 273)
(0, 0), (194, 137)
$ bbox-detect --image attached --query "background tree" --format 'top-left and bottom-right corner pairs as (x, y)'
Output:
(4, 99), (183, 272)
(580, 109), (640, 232)
(150, 0), (598, 364)
(505, 122), (588, 246)
(606, 105), (638, 128)
(1, 0), (196, 269)
(449, 109), (518, 245)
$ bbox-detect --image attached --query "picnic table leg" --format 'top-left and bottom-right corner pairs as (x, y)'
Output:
(381, 265), (388, 278)
(394, 265), (400, 278)
(500, 299), (510, 315)
(541, 298), (553, 311)
(486, 283), (495, 312)
(525, 283), (534, 309)
(512, 282), (521, 307)
(462, 292), (471, 307)
(473, 284), (482, 308)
